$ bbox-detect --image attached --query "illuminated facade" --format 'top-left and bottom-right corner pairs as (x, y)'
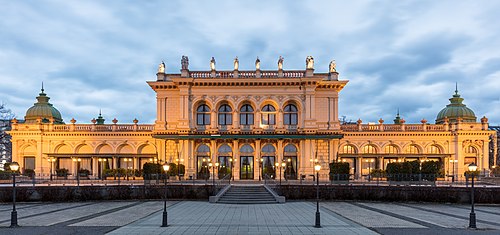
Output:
(9, 57), (496, 180)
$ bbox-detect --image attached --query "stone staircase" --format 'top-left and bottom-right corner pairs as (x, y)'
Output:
(217, 185), (279, 204)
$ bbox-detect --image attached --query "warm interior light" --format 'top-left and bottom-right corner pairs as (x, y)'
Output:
(314, 164), (321, 171)
(275, 162), (279, 167)
(281, 162), (286, 167)
(209, 162), (213, 167)
(215, 162), (219, 167)
(468, 163), (477, 172)
(10, 162), (20, 171)
(163, 163), (170, 171)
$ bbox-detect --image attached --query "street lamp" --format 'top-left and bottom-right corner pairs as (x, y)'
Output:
(10, 162), (20, 227)
(275, 162), (280, 185)
(259, 158), (263, 181)
(449, 159), (458, 182)
(468, 162), (478, 229)
(209, 162), (214, 187)
(161, 163), (170, 227)
(314, 163), (321, 228)
(98, 158), (107, 181)
(72, 158), (81, 186)
(281, 162), (286, 182)
(215, 162), (219, 181)
(48, 157), (56, 181)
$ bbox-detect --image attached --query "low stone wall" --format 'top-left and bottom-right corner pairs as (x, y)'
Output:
(1, 185), (499, 203)
(275, 185), (500, 204)
(0, 185), (214, 202)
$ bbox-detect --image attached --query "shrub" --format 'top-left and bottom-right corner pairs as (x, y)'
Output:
(492, 167), (500, 177)
(142, 162), (162, 180)
(24, 169), (35, 177)
(78, 168), (90, 176)
(329, 162), (350, 181)
(56, 168), (69, 177)
(370, 169), (386, 178)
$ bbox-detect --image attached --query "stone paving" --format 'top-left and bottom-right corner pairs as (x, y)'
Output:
(0, 200), (499, 234)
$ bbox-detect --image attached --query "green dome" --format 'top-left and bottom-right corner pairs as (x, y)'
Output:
(24, 88), (64, 124)
(436, 88), (476, 124)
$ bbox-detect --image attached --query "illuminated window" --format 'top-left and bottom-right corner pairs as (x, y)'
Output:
(341, 145), (356, 154)
(384, 145), (398, 154)
(362, 145), (377, 154)
(426, 145), (441, 154)
(405, 145), (420, 154)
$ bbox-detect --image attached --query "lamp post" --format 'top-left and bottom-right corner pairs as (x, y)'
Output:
(48, 157), (56, 181)
(214, 162), (220, 183)
(468, 162), (477, 229)
(314, 163), (321, 228)
(161, 163), (170, 227)
(281, 162), (286, 182)
(449, 159), (458, 183)
(9, 162), (19, 227)
(258, 158), (263, 181)
(98, 158), (107, 181)
(209, 162), (214, 187)
(275, 162), (280, 185)
(72, 158), (81, 186)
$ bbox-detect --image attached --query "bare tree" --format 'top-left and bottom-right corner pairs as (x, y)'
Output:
(0, 102), (15, 169)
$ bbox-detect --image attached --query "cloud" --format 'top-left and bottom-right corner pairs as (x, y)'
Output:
(1, 0), (500, 125)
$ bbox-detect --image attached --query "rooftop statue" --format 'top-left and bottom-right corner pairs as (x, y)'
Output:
(306, 56), (314, 69)
(255, 57), (260, 70)
(158, 61), (165, 73)
(181, 55), (189, 70)
(329, 60), (336, 73)
(210, 57), (216, 71)
(234, 57), (239, 70)
(278, 56), (284, 70)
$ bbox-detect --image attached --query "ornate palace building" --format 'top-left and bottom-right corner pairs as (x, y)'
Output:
(8, 56), (496, 180)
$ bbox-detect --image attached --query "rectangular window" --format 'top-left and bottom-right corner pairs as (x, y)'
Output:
(24, 157), (35, 170)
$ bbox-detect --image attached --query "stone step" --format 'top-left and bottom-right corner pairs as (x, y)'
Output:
(217, 185), (279, 204)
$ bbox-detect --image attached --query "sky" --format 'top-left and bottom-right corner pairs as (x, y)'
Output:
(1, 0), (500, 125)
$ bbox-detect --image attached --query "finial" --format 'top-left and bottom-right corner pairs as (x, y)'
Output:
(99, 109), (102, 116)
(41, 81), (44, 93)
(397, 108), (400, 116)
(455, 82), (458, 95)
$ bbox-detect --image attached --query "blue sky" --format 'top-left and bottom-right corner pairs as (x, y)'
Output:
(1, 0), (500, 125)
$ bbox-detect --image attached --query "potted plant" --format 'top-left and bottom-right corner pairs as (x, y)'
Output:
(78, 168), (90, 179)
(56, 168), (69, 179)
(24, 169), (35, 179)
(329, 162), (350, 182)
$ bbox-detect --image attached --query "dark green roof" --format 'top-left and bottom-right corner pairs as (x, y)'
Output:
(436, 88), (476, 124)
(24, 88), (64, 124)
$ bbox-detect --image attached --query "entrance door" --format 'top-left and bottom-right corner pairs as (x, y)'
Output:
(261, 156), (276, 179)
(240, 156), (254, 180)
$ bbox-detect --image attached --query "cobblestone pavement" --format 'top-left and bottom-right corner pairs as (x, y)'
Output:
(0, 201), (498, 234)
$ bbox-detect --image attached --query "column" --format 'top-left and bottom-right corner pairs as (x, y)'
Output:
(255, 139), (261, 180)
(233, 139), (239, 180)
(356, 156), (362, 179)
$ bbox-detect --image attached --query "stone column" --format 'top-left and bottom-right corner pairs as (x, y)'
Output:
(356, 156), (362, 179)
(232, 139), (240, 180)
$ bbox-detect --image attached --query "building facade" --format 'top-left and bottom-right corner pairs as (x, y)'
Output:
(9, 56), (496, 180)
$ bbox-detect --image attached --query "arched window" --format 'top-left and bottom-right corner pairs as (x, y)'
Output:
(218, 104), (232, 125)
(465, 146), (477, 154)
(218, 144), (232, 155)
(196, 104), (211, 125)
(362, 145), (377, 154)
(341, 145), (356, 154)
(262, 144), (276, 154)
(284, 144), (297, 153)
(283, 104), (298, 125)
(197, 144), (210, 155)
(261, 104), (276, 125)
(426, 145), (441, 154)
(384, 145), (398, 154)
(240, 144), (254, 153)
(239, 104), (254, 125)
(405, 145), (420, 154)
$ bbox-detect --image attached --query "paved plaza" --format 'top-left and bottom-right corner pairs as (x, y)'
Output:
(0, 200), (499, 234)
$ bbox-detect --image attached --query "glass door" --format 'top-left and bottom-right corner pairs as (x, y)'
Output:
(240, 156), (254, 180)
(261, 156), (276, 179)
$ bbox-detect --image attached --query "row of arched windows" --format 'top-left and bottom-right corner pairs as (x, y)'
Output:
(196, 103), (299, 126)
(341, 144), (447, 155)
(196, 143), (298, 155)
